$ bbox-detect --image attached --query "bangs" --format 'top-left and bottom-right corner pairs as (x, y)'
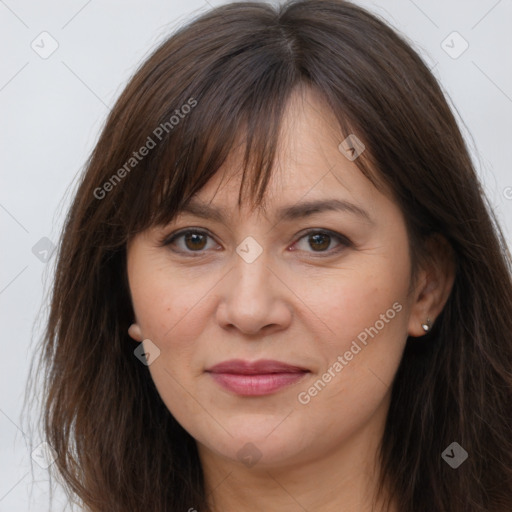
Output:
(94, 1), (395, 246)
(122, 76), (379, 237)
(149, 61), (303, 230)
(110, 12), (302, 237)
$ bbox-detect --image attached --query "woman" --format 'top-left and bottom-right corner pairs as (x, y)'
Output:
(26, 1), (512, 511)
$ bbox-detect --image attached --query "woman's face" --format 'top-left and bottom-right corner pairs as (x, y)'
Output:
(126, 87), (425, 470)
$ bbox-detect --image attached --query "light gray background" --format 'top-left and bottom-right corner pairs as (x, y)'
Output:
(1, 0), (511, 510)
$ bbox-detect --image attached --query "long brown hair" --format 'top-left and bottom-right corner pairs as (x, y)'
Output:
(24, 1), (512, 511)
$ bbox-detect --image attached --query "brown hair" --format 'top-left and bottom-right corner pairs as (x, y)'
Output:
(24, 1), (512, 511)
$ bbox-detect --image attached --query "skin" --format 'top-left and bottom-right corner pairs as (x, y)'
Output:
(126, 86), (454, 512)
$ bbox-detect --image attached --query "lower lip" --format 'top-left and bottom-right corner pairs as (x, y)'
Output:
(208, 372), (308, 396)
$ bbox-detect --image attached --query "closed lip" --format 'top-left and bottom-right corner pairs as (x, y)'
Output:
(205, 359), (309, 374)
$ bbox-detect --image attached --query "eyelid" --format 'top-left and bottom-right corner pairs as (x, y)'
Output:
(291, 228), (352, 255)
(158, 227), (218, 250)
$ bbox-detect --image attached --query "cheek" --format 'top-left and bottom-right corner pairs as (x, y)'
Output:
(131, 272), (213, 355)
(128, 266), (218, 431)
(298, 247), (411, 407)
(309, 258), (409, 350)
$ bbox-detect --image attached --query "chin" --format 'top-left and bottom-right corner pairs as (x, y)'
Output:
(197, 421), (314, 469)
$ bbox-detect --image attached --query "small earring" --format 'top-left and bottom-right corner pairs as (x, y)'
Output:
(421, 318), (432, 333)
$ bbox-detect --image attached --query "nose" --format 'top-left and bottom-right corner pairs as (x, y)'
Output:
(215, 252), (292, 337)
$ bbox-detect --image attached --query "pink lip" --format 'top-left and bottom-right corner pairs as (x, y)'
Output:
(206, 359), (310, 396)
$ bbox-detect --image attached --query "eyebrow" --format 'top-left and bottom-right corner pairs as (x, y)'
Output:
(179, 198), (373, 224)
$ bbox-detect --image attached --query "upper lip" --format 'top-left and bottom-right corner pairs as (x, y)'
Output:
(206, 359), (309, 374)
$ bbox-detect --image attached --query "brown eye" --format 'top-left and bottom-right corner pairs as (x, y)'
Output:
(292, 229), (352, 256)
(183, 232), (208, 251)
(308, 233), (331, 251)
(161, 229), (217, 254)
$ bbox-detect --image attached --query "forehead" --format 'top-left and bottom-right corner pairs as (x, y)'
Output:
(179, 86), (383, 223)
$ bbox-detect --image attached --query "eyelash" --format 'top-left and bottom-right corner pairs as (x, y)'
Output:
(158, 228), (352, 257)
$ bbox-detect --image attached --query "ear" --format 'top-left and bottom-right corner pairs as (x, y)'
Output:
(408, 234), (456, 337)
(128, 323), (143, 342)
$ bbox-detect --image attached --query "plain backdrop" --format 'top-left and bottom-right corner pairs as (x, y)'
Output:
(1, 0), (511, 510)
